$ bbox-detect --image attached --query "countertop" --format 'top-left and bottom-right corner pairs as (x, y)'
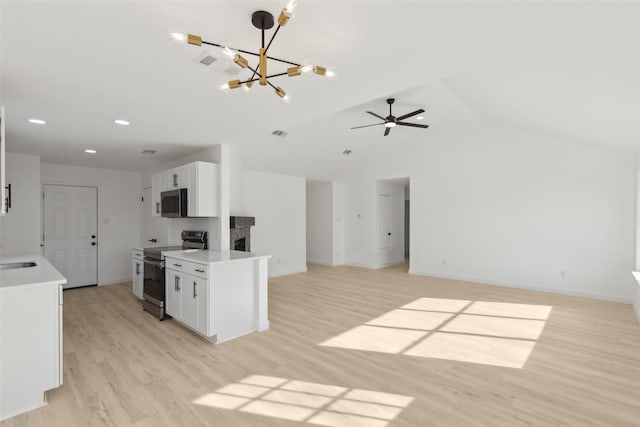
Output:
(0, 254), (67, 289)
(163, 250), (271, 265)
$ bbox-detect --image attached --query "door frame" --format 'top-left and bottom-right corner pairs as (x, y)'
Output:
(42, 180), (102, 285)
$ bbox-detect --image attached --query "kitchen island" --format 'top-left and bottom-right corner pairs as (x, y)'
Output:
(163, 250), (270, 343)
(0, 254), (66, 421)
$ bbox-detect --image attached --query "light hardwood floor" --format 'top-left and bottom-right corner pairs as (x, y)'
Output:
(3, 263), (640, 426)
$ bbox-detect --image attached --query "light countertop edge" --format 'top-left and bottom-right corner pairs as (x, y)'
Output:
(163, 250), (272, 265)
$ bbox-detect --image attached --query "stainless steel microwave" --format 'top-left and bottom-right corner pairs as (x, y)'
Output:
(161, 189), (188, 217)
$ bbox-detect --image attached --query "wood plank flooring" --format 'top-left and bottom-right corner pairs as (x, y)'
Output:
(2, 263), (640, 426)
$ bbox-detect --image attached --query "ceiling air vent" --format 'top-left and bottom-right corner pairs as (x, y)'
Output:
(192, 52), (218, 66)
(141, 150), (157, 155)
(342, 149), (352, 155)
(272, 130), (288, 138)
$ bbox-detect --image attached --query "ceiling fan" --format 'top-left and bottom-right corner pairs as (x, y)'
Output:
(351, 98), (429, 136)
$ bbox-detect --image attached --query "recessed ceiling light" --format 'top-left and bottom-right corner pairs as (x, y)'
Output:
(28, 118), (46, 125)
(85, 149), (97, 154)
(141, 149), (157, 155)
(114, 119), (130, 126)
(416, 116), (424, 120)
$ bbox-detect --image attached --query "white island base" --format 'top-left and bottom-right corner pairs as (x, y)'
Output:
(164, 250), (270, 343)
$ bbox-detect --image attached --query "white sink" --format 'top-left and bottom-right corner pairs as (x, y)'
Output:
(0, 261), (37, 270)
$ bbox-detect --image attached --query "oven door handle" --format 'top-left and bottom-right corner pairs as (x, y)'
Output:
(143, 257), (163, 268)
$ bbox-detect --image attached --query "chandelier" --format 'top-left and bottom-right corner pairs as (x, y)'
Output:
(173, 1), (334, 103)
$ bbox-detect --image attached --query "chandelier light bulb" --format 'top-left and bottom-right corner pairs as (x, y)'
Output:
(325, 69), (336, 79)
(285, 0), (298, 13)
(171, 32), (186, 43)
(242, 81), (254, 93)
(282, 94), (292, 104)
(219, 83), (230, 91)
(300, 65), (313, 73)
(222, 46), (236, 59)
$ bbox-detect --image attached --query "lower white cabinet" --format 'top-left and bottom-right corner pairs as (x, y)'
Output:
(0, 282), (63, 420)
(166, 265), (209, 335)
(132, 249), (143, 299)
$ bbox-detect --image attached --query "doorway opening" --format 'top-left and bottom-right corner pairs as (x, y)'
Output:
(376, 177), (409, 272)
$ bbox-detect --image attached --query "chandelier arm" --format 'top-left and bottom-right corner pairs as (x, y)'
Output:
(265, 80), (278, 90)
(201, 40), (261, 58)
(265, 72), (288, 79)
(264, 25), (282, 55)
(265, 56), (301, 67)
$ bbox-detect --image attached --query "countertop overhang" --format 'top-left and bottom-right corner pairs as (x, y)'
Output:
(0, 254), (67, 289)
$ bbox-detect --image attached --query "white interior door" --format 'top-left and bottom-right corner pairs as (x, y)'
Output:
(378, 194), (391, 250)
(142, 187), (161, 246)
(44, 185), (98, 289)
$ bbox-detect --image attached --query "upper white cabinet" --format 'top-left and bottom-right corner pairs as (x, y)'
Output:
(151, 161), (218, 217)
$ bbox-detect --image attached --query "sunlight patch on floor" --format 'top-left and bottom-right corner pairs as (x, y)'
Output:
(193, 375), (414, 427)
(320, 298), (552, 368)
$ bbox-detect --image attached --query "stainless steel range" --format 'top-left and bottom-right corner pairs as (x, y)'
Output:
(142, 230), (208, 319)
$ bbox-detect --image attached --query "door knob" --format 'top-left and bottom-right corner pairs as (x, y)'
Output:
(91, 235), (96, 239)
(148, 238), (157, 243)
(91, 242), (97, 246)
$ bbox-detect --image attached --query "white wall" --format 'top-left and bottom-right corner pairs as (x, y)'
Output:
(634, 166), (640, 320)
(306, 180), (333, 265)
(40, 163), (142, 285)
(244, 170), (307, 277)
(332, 182), (345, 265)
(0, 153), (41, 256)
(343, 124), (636, 303)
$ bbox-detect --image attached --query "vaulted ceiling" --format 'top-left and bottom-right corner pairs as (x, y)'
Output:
(2, 1), (639, 176)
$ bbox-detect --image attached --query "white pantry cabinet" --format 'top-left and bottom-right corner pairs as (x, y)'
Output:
(151, 161), (218, 217)
(132, 249), (143, 299)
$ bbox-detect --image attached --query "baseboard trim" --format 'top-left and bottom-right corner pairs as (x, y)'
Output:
(99, 276), (131, 286)
(408, 269), (633, 304)
(269, 267), (308, 278)
(634, 300), (640, 322)
(306, 260), (335, 267)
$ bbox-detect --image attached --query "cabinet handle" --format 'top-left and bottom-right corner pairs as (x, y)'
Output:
(175, 276), (181, 291)
(194, 268), (205, 273)
(193, 281), (197, 298)
(136, 263), (140, 275)
(173, 173), (178, 187)
(156, 202), (160, 214)
(173, 263), (182, 267)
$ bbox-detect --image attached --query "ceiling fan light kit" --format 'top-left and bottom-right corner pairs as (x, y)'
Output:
(351, 98), (429, 136)
(176, 0), (333, 103)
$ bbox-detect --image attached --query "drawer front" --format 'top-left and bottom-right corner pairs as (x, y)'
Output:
(166, 258), (208, 279)
(132, 249), (143, 260)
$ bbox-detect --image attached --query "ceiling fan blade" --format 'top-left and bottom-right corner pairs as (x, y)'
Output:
(397, 122), (429, 129)
(384, 127), (391, 136)
(366, 111), (386, 121)
(396, 108), (425, 121)
(351, 123), (384, 130)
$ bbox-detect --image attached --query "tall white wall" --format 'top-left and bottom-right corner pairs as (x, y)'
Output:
(634, 166), (640, 320)
(0, 153), (41, 256)
(306, 181), (333, 265)
(40, 163), (142, 285)
(344, 124), (636, 302)
(244, 170), (307, 277)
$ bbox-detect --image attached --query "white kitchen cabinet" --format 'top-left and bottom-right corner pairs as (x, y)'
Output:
(0, 106), (6, 217)
(0, 255), (65, 421)
(165, 261), (208, 335)
(167, 165), (188, 189)
(151, 172), (164, 217)
(186, 161), (218, 217)
(150, 161), (217, 217)
(132, 249), (143, 299)
(164, 252), (270, 343)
